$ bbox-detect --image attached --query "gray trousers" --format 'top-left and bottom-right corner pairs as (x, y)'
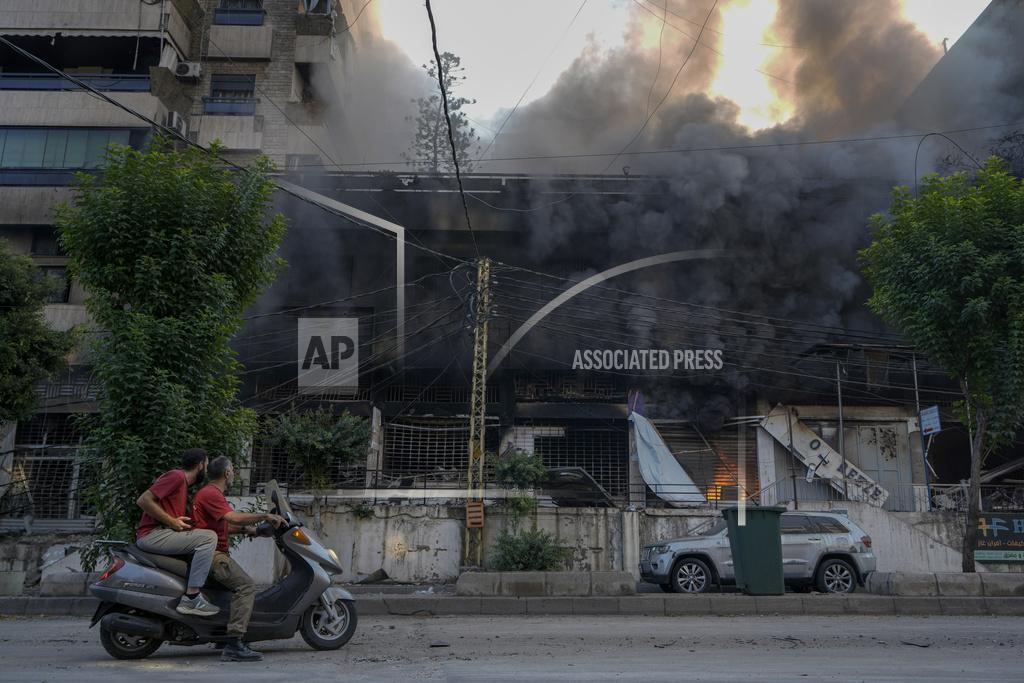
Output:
(137, 528), (217, 590)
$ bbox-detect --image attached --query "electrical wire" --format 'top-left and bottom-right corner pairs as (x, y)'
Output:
(476, 0), (589, 161)
(275, 120), (1024, 171)
(423, 0), (480, 258)
(466, 0), (719, 214)
(0, 35), (469, 267)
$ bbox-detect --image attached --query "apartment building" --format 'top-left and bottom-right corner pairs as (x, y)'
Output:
(0, 0), (352, 529)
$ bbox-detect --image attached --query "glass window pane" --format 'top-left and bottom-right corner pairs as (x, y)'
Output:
(2, 129), (27, 167)
(84, 130), (110, 167)
(64, 130), (88, 168)
(20, 130), (46, 167)
(780, 515), (812, 534)
(0, 129), (6, 164)
(43, 129), (68, 168)
(108, 130), (130, 149)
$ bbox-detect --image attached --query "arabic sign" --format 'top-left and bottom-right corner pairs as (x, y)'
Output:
(920, 406), (942, 436)
(975, 513), (1024, 562)
(760, 404), (889, 507)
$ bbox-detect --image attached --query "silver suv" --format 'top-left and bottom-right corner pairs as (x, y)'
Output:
(640, 511), (876, 594)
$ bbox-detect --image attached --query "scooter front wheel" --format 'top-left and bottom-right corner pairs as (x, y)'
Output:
(300, 597), (357, 650)
(99, 625), (163, 660)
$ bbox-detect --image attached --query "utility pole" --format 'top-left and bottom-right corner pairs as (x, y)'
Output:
(912, 354), (932, 511)
(464, 257), (492, 566)
(836, 361), (848, 499)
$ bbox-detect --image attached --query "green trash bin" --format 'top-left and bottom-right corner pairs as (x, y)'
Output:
(721, 506), (786, 596)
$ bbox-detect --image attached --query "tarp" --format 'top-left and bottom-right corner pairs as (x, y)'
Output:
(629, 413), (707, 505)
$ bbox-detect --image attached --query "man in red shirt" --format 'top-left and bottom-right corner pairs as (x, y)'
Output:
(192, 455), (286, 662)
(135, 448), (219, 617)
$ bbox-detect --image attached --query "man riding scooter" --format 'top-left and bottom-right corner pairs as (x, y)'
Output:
(135, 448), (219, 617)
(191, 455), (286, 662)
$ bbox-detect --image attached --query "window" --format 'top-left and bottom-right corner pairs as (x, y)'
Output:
(204, 75), (258, 115)
(0, 128), (135, 169)
(780, 514), (814, 534)
(30, 227), (63, 256)
(39, 266), (71, 303)
(811, 516), (849, 533)
(214, 0), (266, 26)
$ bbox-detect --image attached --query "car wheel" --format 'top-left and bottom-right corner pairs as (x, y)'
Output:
(658, 583), (675, 593)
(671, 557), (712, 594)
(816, 558), (857, 594)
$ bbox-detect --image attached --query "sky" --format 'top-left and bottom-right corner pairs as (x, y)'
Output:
(369, 0), (991, 132)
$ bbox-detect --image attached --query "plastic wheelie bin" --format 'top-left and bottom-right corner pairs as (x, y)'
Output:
(721, 505), (786, 595)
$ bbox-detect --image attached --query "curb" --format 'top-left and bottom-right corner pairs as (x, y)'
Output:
(4, 594), (1024, 618)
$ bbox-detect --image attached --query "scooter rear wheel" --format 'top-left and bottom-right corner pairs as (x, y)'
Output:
(300, 598), (357, 650)
(99, 625), (163, 660)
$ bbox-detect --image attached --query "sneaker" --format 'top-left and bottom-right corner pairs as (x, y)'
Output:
(176, 593), (220, 617)
(222, 639), (263, 662)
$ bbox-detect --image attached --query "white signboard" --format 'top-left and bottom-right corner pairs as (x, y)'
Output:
(920, 406), (942, 436)
(760, 404), (889, 507)
(297, 317), (359, 393)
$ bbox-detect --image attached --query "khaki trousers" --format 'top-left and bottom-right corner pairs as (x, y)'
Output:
(210, 551), (256, 636)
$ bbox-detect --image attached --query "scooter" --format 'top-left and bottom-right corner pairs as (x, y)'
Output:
(88, 480), (357, 659)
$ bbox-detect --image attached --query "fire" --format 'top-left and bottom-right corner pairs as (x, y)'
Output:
(708, 0), (793, 131)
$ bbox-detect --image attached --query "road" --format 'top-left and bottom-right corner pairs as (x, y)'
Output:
(0, 614), (1018, 682)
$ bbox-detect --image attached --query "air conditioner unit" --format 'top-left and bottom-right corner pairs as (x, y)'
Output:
(167, 111), (188, 137)
(174, 61), (201, 80)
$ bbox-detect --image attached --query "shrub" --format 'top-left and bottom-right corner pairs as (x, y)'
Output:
(494, 449), (547, 489)
(489, 528), (571, 571)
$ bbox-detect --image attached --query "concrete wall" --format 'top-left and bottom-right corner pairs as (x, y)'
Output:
(0, 0), (165, 33)
(801, 500), (964, 572)
(0, 187), (74, 225)
(0, 91), (166, 128)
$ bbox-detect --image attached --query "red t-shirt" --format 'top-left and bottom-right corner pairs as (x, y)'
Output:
(136, 469), (188, 539)
(191, 483), (233, 553)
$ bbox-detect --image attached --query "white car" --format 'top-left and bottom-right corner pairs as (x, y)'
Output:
(640, 511), (876, 594)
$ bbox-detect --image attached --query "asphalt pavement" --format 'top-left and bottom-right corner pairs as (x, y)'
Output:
(0, 614), (1019, 682)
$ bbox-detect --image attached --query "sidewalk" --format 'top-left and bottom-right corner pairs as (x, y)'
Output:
(3, 594), (1024, 618)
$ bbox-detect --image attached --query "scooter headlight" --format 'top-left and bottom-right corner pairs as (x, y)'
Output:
(328, 548), (340, 566)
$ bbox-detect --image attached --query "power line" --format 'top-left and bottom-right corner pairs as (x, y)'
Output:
(0, 35), (468, 267)
(631, 0), (797, 87)
(476, 0), (590, 161)
(423, 0), (480, 258)
(639, 0), (802, 49)
(274, 121), (1024, 173)
(469, 0), (719, 214)
(492, 261), (909, 341)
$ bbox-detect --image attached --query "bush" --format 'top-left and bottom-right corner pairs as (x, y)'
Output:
(490, 529), (571, 571)
(494, 450), (547, 489)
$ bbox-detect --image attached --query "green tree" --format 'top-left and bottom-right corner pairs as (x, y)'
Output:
(0, 241), (75, 425)
(58, 140), (286, 566)
(860, 158), (1024, 572)
(405, 51), (478, 173)
(264, 407), (370, 491)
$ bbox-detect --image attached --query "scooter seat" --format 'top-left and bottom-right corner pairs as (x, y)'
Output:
(128, 545), (191, 578)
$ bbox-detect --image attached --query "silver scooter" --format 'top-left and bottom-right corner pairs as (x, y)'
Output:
(88, 480), (356, 659)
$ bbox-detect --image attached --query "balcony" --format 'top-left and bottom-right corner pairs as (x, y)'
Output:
(0, 90), (166, 128)
(203, 96), (259, 116)
(193, 115), (263, 151)
(208, 23), (274, 60)
(0, 73), (151, 92)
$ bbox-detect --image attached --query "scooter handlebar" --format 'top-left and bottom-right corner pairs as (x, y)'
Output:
(253, 520), (277, 537)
